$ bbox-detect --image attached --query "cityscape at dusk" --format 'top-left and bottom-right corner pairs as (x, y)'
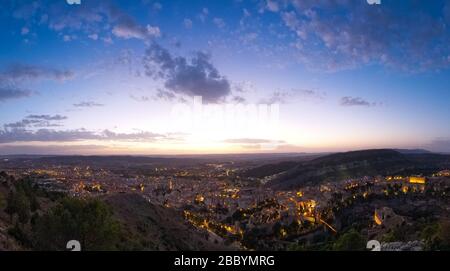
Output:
(0, 0), (449, 255)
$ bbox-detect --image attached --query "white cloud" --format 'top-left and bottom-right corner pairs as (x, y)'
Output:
(213, 18), (226, 28)
(146, 25), (161, 38)
(183, 18), (193, 29)
(198, 7), (209, 22)
(21, 27), (29, 35)
(266, 0), (280, 12)
(88, 33), (98, 40)
(63, 35), (72, 42)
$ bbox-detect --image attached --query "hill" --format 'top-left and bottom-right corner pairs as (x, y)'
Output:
(0, 172), (231, 251)
(103, 193), (232, 251)
(0, 175), (23, 250)
(247, 149), (450, 190)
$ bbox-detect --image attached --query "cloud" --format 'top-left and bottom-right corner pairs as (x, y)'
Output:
(0, 64), (74, 102)
(198, 7), (209, 22)
(3, 115), (67, 129)
(0, 63), (74, 82)
(101, 130), (164, 141)
(213, 18), (226, 28)
(103, 4), (161, 40)
(231, 96), (246, 103)
(223, 138), (286, 151)
(146, 25), (161, 37)
(260, 91), (291, 104)
(240, 32), (258, 44)
(274, 0), (450, 71)
(112, 23), (160, 40)
(0, 144), (108, 155)
(88, 33), (98, 40)
(155, 89), (176, 101)
(144, 43), (231, 102)
(0, 129), (93, 143)
(73, 101), (104, 107)
(0, 86), (32, 101)
(152, 2), (162, 12)
(266, 0), (280, 12)
(223, 138), (284, 144)
(340, 96), (376, 107)
(0, 128), (166, 144)
(26, 114), (67, 121)
(8, 1), (161, 42)
(260, 89), (325, 104)
(296, 89), (326, 100)
(130, 95), (150, 102)
(183, 18), (193, 29)
(21, 26), (29, 35)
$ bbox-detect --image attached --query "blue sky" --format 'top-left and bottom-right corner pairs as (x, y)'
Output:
(0, 0), (450, 154)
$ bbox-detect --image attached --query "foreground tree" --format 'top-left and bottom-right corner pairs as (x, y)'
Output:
(32, 197), (121, 251)
(333, 229), (367, 251)
(423, 220), (450, 251)
(5, 188), (31, 224)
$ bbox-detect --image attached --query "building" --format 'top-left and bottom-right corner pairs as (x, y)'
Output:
(437, 170), (450, 177)
(409, 176), (426, 184)
(374, 207), (405, 229)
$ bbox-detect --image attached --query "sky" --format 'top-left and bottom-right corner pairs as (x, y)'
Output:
(0, 0), (450, 155)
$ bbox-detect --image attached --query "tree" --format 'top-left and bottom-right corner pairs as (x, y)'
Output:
(15, 189), (31, 224)
(32, 197), (121, 251)
(5, 188), (31, 224)
(423, 220), (450, 251)
(333, 229), (367, 251)
(437, 220), (450, 250)
(5, 191), (16, 222)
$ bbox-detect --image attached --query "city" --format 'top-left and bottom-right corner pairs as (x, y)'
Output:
(1, 149), (449, 250)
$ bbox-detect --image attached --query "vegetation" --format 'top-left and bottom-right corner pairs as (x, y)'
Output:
(5, 179), (38, 225)
(332, 230), (367, 251)
(422, 220), (450, 251)
(32, 197), (121, 251)
(1, 175), (122, 250)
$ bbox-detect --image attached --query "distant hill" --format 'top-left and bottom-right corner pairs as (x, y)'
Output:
(242, 161), (299, 179)
(394, 149), (432, 154)
(244, 149), (450, 190)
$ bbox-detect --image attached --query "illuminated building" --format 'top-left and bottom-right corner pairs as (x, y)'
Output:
(374, 207), (405, 228)
(401, 186), (409, 193)
(437, 170), (450, 177)
(409, 176), (426, 184)
(195, 194), (205, 204)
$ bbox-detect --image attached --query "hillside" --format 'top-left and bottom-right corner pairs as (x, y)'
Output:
(0, 172), (230, 251)
(0, 176), (23, 250)
(103, 193), (232, 251)
(251, 149), (450, 190)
